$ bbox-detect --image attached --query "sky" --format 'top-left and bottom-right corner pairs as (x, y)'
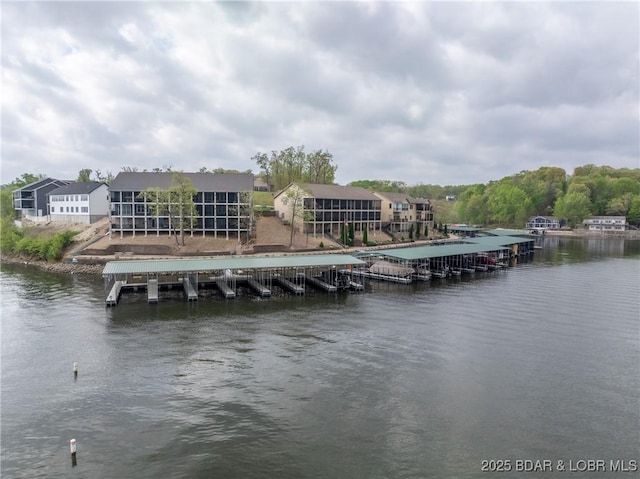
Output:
(2, 1), (638, 187)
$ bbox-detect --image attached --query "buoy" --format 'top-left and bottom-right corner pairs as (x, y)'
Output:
(73, 362), (78, 379)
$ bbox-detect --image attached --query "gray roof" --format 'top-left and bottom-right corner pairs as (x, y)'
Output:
(13, 177), (69, 192)
(300, 183), (380, 200)
(109, 172), (254, 192)
(48, 182), (107, 196)
(374, 192), (430, 204)
(102, 253), (366, 275)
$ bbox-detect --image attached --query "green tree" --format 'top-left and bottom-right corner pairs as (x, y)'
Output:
(409, 223), (414, 240)
(362, 226), (368, 244)
(138, 173), (198, 246)
(554, 191), (592, 227)
(627, 196), (640, 226)
(304, 149), (337, 184)
(77, 169), (92, 182)
(486, 182), (532, 226)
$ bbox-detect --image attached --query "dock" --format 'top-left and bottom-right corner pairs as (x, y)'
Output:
(305, 275), (338, 293)
(274, 276), (304, 295)
(215, 278), (236, 298)
(247, 278), (271, 297)
(147, 279), (158, 303)
(182, 278), (198, 301)
(100, 235), (535, 306)
(105, 280), (125, 306)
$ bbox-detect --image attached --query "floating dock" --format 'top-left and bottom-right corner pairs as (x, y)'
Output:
(183, 278), (198, 301)
(147, 279), (158, 303)
(105, 280), (125, 306)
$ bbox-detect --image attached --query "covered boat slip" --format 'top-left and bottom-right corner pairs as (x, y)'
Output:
(355, 234), (534, 282)
(102, 254), (366, 306)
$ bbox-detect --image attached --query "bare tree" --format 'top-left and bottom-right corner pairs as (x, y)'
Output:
(137, 173), (198, 246)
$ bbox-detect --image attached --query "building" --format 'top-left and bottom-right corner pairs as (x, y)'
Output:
(583, 216), (627, 232)
(48, 182), (110, 224)
(525, 216), (561, 230)
(13, 177), (70, 219)
(108, 172), (254, 240)
(373, 192), (434, 234)
(273, 183), (382, 239)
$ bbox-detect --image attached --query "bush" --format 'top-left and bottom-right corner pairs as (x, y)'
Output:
(319, 241), (325, 248)
(5, 229), (77, 261)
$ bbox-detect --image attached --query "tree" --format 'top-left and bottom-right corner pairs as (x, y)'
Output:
(554, 191), (592, 228)
(348, 222), (355, 245)
(254, 146), (338, 191)
(486, 181), (532, 226)
(281, 184), (310, 247)
(77, 169), (92, 182)
(93, 169), (115, 184)
(362, 225), (368, 244)
(409, 223), (414, 240)
(304, 149), (337, 184)
(424, 224), (428, 237)
(627, 196), (640, 226)
(138, 173), (198, 246)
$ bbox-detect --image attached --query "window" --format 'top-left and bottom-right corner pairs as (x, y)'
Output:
(135, 204), (146, 215)
(51, 207), (55, 213)
(216, 192), (226, 203)
(111, 191), (121, 202)
(75, 207), (79, 212)
(81, 195), (88, 201)
(66, 207), (69, 212)
(81, 207), (88, 213)
(75, 196), (79, 201)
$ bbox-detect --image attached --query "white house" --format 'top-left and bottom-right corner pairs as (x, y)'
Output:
(583, 216), (627, 232)
(48, 182), (110, 224)
(525, 216), (561, 230)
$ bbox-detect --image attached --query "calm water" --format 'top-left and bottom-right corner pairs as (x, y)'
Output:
(1, 237), (639, 478)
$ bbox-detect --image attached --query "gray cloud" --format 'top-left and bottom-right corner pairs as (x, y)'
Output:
(1, 1), (637, 187)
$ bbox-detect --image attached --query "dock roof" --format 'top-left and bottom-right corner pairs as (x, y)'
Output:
(464, 236), (534, 246)
(102, 254), (365, 275)
(370, 243), (508, 261)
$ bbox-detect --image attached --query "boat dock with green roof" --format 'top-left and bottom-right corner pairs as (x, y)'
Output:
(102, 233), (535, 306)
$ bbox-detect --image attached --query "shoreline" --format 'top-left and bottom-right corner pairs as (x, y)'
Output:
(2, 229), (638, 276)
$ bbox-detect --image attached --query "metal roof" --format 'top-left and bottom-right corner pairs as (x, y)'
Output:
(449, 225), (481, 232)
(102, 254), (365, 275)
(465, 236), (534, 246)
(109, 172), (254, 192)
(370, 242), (510, 261)
(481, 229), (533, 237)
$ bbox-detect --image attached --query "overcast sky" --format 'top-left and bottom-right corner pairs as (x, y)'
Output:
(2, 1), (638, 187)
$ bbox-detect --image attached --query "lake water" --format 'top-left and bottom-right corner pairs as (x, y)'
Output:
(1, 237), (638, 478)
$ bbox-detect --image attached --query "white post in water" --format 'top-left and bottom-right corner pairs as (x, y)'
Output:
(70, 438), (77, 467)
(73, 362), (78, 379)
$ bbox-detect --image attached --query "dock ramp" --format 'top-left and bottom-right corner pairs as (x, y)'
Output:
(182, 278), (198, 301)
(147, 279), (159, 303)
(305, 275), (337, 293)
(216, 278), (236, 299)
(105, 280), (125, 307)
(247, 278), (271, 297)
(275, 276), (304, 295)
